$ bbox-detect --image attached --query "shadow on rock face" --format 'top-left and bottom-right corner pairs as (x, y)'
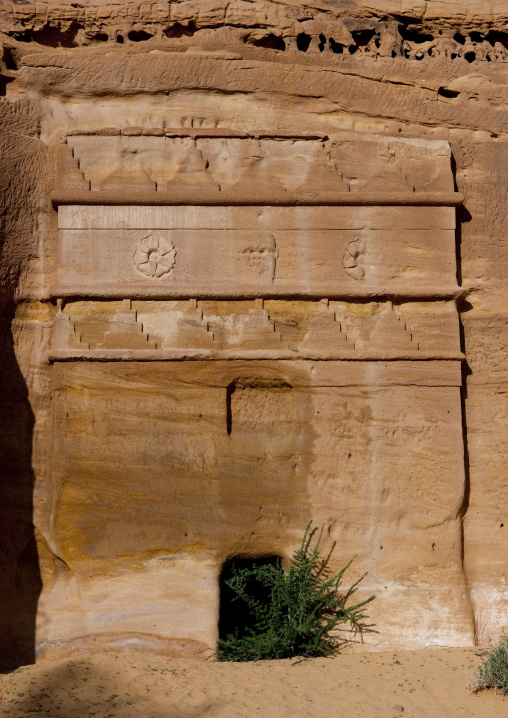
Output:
(0, 307), (41, 672)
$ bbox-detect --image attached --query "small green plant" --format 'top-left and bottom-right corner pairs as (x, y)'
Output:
(217, 521), (374, 661)
(469, 635), (508, 695)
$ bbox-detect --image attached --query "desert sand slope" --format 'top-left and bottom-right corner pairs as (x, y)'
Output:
(0, 648), (505, 718)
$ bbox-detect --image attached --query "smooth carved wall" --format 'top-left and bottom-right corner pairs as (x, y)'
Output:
(2, 0), (508, 664)
(29, 129), (470, 658)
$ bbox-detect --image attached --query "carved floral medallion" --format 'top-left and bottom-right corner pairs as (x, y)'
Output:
(133, 233), (177, 278)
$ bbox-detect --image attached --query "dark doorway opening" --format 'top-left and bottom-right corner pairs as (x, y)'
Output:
(219, 556), (281, 640)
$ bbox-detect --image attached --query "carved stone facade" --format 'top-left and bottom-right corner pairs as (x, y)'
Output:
(2, 0), (508, 666)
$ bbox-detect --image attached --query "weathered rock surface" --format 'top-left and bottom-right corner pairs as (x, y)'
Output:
(1, 0), (508, 665)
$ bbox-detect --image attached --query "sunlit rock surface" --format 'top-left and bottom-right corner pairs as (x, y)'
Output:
(1, 0), (508, 666)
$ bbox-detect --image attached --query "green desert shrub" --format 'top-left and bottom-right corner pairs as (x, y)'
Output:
(469, 635), (508, 695)
(217, 522), (374, 661)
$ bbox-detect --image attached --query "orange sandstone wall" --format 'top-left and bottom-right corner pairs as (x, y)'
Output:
(1, 0), (507, 666)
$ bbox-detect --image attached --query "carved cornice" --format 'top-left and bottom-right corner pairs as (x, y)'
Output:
(48, 286), (464, 301)
(48, 349), (466, 362)
(51, 191), (464, 207)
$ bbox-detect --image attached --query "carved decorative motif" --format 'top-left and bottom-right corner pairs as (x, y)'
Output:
(63, 132), (455, 196)
(133, 233), (176, 278)
(343, 237), (365, 280)
(241, 234), (278, 284)
(49, 299), (462, 361)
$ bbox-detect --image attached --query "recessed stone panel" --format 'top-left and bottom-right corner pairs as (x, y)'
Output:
(46, 360), (470, 651)
(55, 209), (457, 298)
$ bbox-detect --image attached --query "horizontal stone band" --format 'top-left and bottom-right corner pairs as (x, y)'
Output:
(49, 286), (465, 300)
(51, 191), (465, 207)
(48, 349), (466, 362)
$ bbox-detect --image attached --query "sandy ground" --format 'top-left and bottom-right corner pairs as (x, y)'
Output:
(0, 648), (505, 718)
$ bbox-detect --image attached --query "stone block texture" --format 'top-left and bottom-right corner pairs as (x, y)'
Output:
(1, 0), (507, 665)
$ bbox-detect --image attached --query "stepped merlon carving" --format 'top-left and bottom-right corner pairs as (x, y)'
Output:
(61, 132), (455, 196)
(49, 299), (460, 360)
(51, 299), (160, 352)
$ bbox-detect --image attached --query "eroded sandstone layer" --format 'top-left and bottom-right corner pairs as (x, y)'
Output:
(1, 0), (507, 666)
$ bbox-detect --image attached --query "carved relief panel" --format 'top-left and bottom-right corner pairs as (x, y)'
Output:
(55, 204), (458, 298)
(50, 129), (463, 361)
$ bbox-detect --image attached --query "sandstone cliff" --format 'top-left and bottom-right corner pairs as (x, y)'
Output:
(1, 0), (507, 666)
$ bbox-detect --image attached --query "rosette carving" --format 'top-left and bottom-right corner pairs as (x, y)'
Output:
(133, 234), (176, 278)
